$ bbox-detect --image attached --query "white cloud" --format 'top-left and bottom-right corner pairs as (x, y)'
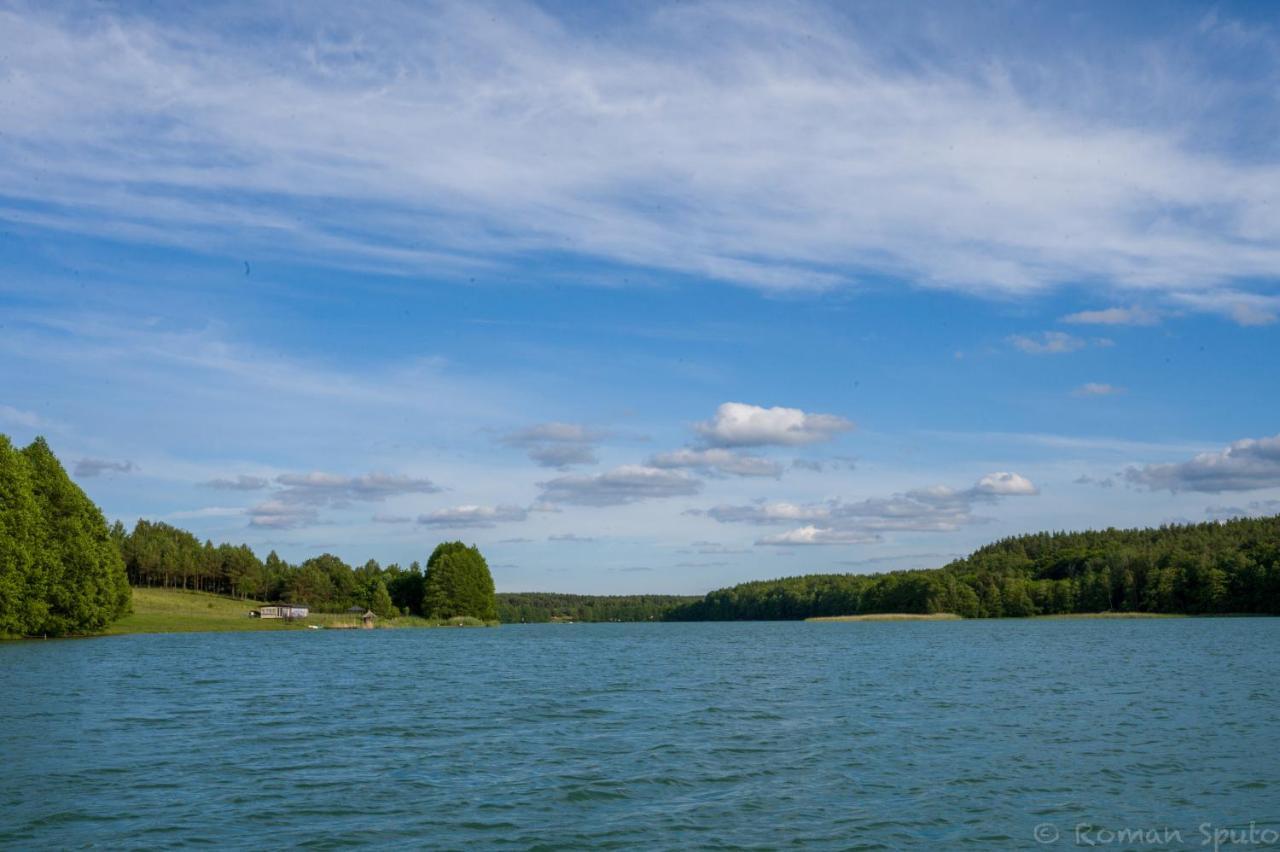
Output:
(972, 471), (1039, 496)
(538, 464), (702, 506)
(699, 472), (1038, 545)
(1061, 306), (1160, 326)
(1073, 383), (1124, 397)
(1007, 331), (1087, 355)
(648, 447), (783, 478)
(3, 4), (1274, 311)
(694, 402), (853, 448)
(1126, 433), (1280, 493)
(204, 474), (270, 490)
(417, 504), (529, 528)
(756, 526), (880, 546)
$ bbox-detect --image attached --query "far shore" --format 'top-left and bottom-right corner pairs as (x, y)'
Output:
(806, 611), (1193, 622)
(806, 613), (964, 622)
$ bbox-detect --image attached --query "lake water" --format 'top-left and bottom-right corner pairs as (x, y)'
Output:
(2, 619), (1278, 849)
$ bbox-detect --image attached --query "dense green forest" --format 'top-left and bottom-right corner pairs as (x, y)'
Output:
(0, 437), (131, 636)
(121, 520), (496, 621)
(667, 515), (1280, 620)
(497, 592), (700, 623)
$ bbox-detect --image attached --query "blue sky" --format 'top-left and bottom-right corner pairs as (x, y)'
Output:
(2, 0), (1278, 593)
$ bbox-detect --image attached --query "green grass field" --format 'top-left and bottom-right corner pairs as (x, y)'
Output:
(104, 588), (484, 635)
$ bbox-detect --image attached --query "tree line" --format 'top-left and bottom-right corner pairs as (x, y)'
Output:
(496, 592), (700, 623)
(666, 515), (1280, 620)
(120, 519), (496, 621)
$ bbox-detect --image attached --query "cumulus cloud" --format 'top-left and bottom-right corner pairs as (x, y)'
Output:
(694, 402), (853, 448)
(548, 533), (595, 542)
(648, 447), (783, 478)
(73, 458), (136, 477)
(417, 504), (529, 528)
(1061, 306), (1160, 326)
(1125, 434), (1280, 493)
(500, 422), (605, 468)
(1074, 383), (1125, 397)
(538, 465), (702, 506)
(756, 526), (881, 546)
(697, 472), (1038, 545)
(204, 474), (270, 490)
(972, 472), (1039, 496)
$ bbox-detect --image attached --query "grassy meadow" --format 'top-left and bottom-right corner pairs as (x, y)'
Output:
(104, 588), (481, 636)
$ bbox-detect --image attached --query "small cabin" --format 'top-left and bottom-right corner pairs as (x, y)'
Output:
(252, 604), (309, 619)
(361, 610), (376, 629)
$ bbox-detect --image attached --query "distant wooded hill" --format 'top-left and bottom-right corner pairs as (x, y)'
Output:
(497, 592), (699, 623)
(665, 516), (1280, 620)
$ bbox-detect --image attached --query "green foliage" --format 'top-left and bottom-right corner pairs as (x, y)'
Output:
(386, 561), (425, 616)
(0, 435), (130, 636)
(496, 592), (699, 623)
(422, 542), (498, 621)
(669, 516), (1280, 621)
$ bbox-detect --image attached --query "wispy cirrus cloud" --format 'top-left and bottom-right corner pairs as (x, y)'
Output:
(1007, 331), (1113, 355)
(3, 3), (1278, 315)
(1062, 306), (1160, 326)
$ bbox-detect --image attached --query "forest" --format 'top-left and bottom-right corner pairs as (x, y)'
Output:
(120, 520), (496, 621)
(666, 515), (1280, 620)
(496, 592), (699, 623)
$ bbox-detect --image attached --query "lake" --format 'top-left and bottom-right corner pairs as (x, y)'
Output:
(2, 619), (1278, 849)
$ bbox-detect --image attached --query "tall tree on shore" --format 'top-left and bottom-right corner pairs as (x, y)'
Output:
(0, 436), (40, 635)
(4, 437), (131, 635)
(422, 541), (498, 622)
